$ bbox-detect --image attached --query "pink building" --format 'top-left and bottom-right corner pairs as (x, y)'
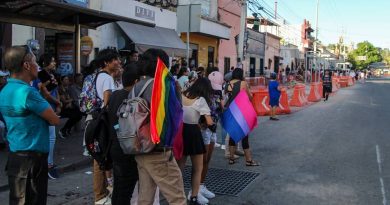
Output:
(218, 0), (242, 74)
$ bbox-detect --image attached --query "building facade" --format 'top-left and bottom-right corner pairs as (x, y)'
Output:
(264, 32), (281, 73)
(177, 0), (230, 69)
(217, 0), (241, 74)
(245, 28), (265, 77)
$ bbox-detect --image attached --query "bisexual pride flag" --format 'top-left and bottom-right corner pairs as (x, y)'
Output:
(222, 90), (258, 143)
(150, 58), (183, 146)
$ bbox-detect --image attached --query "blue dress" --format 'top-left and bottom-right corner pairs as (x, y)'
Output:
(268, 80), (280, 107)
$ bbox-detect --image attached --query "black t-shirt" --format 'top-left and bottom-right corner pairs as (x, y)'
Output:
(107, 89), (129, 157)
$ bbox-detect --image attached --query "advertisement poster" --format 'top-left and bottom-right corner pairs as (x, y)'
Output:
(56, 34), (74, 76)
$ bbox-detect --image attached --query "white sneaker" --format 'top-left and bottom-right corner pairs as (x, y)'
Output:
(214, 143), (221, 148)
(221, 145), (226, 150)
(187, 190), (209, 205)
(95, 195), (111, 205)
(200, 185), (215, 199)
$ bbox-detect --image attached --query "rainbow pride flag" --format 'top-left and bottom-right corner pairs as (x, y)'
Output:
(221, 90), (257, 143)
(150, 58), (183, 146)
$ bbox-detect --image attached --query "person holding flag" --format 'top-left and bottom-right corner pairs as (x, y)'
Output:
(223, 68), (259, 166)
(133, 49), (186, 205)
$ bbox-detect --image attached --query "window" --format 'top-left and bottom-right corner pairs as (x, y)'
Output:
(224, 57), (230, 74)
(189, 43), (198, 68)
(208, 46), (215, 68)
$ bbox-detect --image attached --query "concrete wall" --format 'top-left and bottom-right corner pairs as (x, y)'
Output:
(264, 33), (281, 73)
(217, 0), (241, 74)
(11, 25), (34, 46)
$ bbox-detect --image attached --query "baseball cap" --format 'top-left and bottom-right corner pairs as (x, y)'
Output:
(0, 70), (10, 77)
(208, 71), (224, 90)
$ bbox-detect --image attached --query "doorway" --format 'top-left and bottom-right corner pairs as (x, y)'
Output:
(250, 57), (256, 77)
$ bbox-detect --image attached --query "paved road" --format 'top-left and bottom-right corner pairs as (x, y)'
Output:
(1, 78), (389, 205)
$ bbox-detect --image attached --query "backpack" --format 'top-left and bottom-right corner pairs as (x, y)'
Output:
(84, 108), (112, 170)
(79, 71), (107, 114)
(115, 79), (155, 155)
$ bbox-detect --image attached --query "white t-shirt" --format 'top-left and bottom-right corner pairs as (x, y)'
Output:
(96, 72), (115, 105)
(183, 96), (211, 124)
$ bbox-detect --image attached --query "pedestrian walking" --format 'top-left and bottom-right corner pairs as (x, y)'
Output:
(0, 45), (60, 205)
(178, 77), (215, 205)
(224, 68), (259, 166)
(268, 72), (281, 121)
(322, 70), (332, 101)
(133, 48), (186, 205)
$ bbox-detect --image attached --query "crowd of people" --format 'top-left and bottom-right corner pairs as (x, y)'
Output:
(0, 46), (260, 205)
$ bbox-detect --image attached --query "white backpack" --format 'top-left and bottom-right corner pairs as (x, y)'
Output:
(115, 79), (155, 154)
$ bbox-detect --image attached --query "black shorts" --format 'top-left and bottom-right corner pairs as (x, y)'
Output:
(182, 123), (206, 156)
(323, 85), (332, 93)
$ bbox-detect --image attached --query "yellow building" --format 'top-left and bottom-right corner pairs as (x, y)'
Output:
(177, 4), (230, 70)
(180, 33), (219, 68)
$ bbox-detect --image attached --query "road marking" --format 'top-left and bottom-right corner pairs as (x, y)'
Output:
(376, 145), (388, 205)
(377, 145), (383, 174)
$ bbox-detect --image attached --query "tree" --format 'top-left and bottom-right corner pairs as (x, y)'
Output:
(380, 48), (390, 65)
(347, 41), (382, 70)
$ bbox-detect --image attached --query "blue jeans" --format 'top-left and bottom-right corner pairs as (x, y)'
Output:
(219, 121), (227, 145)
(48, 126), (56, 166)
(0, 120), (6, 144)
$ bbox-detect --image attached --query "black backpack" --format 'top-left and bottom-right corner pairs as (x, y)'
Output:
(84, 108), (112, 170)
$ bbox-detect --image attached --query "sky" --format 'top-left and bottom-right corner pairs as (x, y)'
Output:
(250, 0), (390, 48)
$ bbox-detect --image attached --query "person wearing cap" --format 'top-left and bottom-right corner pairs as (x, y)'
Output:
(197, 71), (224, 200)
(0, 45), (60, 204)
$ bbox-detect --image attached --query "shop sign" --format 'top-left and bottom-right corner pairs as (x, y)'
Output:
(135, 6), (155, 21)
(57, 35), (74, 76)
(80, 36), (93, 56)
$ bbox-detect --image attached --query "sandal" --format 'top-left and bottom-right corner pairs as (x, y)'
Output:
(229, 158), (237, 165)
(246, 160), (259, 166)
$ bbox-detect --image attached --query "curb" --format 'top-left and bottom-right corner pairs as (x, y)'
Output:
(0, 158), (92, 192)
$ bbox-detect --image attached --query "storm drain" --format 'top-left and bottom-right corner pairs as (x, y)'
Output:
(183, 166), (260, 196)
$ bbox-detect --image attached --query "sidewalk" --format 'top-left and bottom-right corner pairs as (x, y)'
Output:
(0, 119), (92, 191)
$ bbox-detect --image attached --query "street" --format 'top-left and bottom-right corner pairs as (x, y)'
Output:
(1, 79), (389, 205)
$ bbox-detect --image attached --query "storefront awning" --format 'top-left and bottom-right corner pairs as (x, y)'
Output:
(0, 0), (154, 32)
(117, 21), (187, 57)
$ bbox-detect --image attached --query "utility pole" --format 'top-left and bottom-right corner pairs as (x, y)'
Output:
(314, 0), (319, 82)
(274, 0), (277, 19)
(186, 4), (192, 67)
(238, 0), (247, 68)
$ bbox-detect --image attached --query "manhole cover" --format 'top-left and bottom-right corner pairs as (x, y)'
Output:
(183, 166), (260, 196)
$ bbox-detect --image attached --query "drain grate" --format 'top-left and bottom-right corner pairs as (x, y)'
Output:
(183, 166), (260, 196)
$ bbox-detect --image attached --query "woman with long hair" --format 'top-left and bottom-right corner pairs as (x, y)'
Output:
(178, 77), (215, 205)
(225, 68), (259, 166)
